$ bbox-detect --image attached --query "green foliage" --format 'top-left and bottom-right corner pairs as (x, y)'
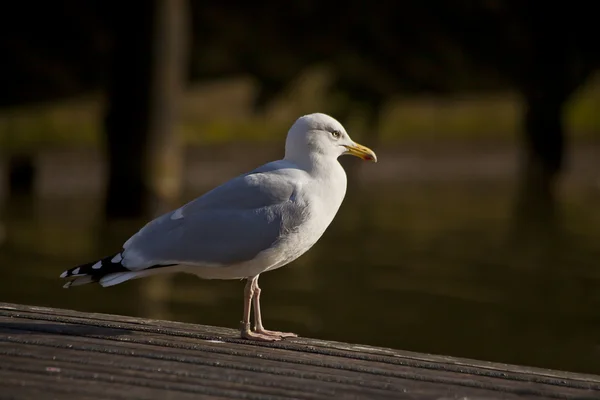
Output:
(0, 73), (597, 153)
(565, 74), (600, 136)
(0, 95), (102, 152)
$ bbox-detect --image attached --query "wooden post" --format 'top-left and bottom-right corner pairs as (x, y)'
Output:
(7, 153), (35, 196)
(104, 0), (189, 219)
(511, 89), (565, 246)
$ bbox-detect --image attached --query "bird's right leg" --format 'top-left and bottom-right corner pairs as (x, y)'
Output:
(240, 275), (280, 341)
(252, 278), (297, 339)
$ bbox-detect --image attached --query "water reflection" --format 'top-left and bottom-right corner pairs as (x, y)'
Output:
(1, 153), (599, 375)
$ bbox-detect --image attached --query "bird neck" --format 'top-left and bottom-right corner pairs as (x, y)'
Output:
(284, 151), (340, 177)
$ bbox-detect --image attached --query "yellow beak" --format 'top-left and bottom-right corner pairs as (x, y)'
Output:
(344, 142), (377, 162)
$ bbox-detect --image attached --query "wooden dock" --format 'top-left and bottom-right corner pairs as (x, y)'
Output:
(0, 302), (598, 399)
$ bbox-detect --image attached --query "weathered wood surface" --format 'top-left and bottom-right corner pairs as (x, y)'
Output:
(0, 303), (598, 400)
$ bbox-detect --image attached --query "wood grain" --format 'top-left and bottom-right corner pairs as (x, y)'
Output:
(0, 303), (598, 399)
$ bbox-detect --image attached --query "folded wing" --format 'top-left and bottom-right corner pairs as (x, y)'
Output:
(122, 165), (309, 270)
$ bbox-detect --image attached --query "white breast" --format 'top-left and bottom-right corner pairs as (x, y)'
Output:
(187, 160), (348, 280)
(263, 160), (348, 272)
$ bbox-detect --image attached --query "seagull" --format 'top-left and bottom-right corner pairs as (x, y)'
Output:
(60, 113), (377, 341)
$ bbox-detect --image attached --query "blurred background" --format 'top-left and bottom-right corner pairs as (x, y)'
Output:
(0, 1), (599, 374)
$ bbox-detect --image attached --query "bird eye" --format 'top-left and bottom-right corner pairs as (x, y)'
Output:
(331, 130), (341, 139)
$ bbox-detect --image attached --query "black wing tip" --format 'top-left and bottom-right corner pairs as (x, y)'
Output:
(60, 252), (176, 286)
(60, 252), (128, 281)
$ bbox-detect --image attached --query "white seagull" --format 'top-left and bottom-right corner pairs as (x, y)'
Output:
(60, 113), (377, 341)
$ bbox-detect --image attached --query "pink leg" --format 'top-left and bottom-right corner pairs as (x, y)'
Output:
(252, 277), (297, 339)
(239, 275), (280, 341)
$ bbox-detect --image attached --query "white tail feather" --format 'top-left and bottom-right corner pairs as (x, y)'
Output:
(99, 271), (145, 287)
(98, 267), (176, 287)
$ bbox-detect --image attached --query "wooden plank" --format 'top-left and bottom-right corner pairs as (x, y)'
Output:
(0, 302), (598, 400)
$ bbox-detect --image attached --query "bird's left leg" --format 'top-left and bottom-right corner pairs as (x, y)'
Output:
(252, 276), (297, 339)
(240, 276), (279, 341)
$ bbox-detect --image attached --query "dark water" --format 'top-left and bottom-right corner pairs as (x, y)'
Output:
(1, 149), (599, 375)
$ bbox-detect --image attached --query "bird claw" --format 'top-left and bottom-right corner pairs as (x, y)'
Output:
(239, 321), (283, 341)
(254, 327), (297, 339)
(240, 329), (282, 342)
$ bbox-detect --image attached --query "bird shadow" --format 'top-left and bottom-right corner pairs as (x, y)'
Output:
(0, 321), (129, 337)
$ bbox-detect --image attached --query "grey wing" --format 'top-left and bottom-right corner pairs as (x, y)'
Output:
(121, 167), (307, 270)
